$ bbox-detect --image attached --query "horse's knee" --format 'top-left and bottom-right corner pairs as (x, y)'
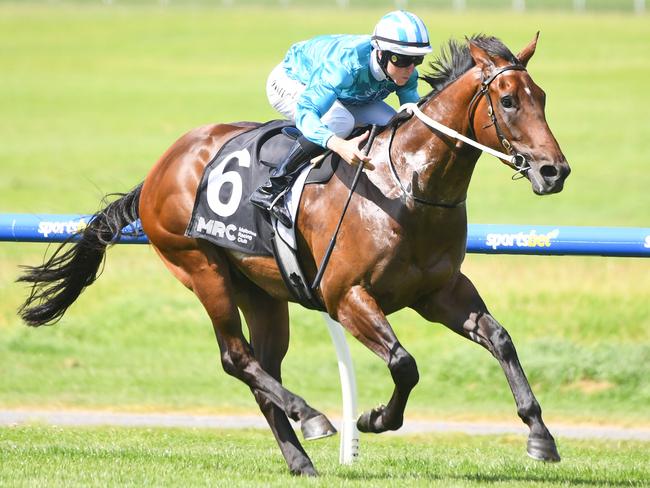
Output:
(220, 346), (250, 377)
(220, 350), (238, 376)
(477, 316), (516, 360)
(489, 325), (515, 359)
(388, 348), (419, 390)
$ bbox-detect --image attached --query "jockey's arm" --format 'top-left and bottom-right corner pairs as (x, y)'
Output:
(326, 133), (374, 170)
(296, 65), (374, 169)
(294, 63), (348, 147)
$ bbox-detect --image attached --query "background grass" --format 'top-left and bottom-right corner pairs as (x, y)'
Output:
(0, 2), (649, 433)
(1, 0), (646, 12)
(1, 426), (649, 486)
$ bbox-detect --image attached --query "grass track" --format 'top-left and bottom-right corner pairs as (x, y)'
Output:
(1, 426), (649, 486)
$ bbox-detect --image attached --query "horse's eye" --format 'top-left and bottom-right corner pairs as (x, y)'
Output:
(501, 96), (514, 109)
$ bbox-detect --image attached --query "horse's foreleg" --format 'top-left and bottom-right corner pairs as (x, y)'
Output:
(237, 286), (317, 477)
(158, 245), (335, 443)
(413, 273), (560, 462)
(336, 286), (419, 434)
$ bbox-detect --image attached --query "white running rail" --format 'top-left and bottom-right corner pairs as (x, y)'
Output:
(322, 313), (359, 464)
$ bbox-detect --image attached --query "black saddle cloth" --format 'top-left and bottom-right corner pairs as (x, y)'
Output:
(185, 120), (342, 255)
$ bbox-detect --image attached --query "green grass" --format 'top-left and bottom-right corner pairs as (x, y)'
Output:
(1, 426), (648, 486)
(0, 3), (649, 429)
(1, 5), (649, 223)
(1, 0), (644, 12)
(2, 248), (649, 424)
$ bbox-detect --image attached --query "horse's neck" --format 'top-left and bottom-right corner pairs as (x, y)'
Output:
(393, 69), (482, 207)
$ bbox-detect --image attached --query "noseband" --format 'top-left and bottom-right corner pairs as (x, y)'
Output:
(468, 64), (530, 178)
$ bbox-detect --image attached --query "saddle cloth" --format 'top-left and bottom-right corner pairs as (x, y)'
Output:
(185, 119), (339, 256)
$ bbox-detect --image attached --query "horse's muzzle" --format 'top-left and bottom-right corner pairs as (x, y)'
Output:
(528, 159), (571, 195)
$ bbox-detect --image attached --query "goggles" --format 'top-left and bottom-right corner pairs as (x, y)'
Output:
(388, 52), (424, 68)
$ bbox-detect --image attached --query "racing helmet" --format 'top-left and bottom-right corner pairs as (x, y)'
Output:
(371, 10), (432, 56)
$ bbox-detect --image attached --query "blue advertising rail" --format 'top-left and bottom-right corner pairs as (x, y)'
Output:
(1, 213), (649, 257)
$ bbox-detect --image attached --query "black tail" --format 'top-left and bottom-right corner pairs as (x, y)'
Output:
(17, 183), (144, 326)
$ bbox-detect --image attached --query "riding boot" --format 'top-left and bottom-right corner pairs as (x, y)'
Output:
(250, 136), (323, 227)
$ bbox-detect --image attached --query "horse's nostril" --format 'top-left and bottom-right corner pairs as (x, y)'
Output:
(540, 165), (558, 178)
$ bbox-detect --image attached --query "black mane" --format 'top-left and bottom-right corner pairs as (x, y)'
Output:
(419, 35), (519, 102)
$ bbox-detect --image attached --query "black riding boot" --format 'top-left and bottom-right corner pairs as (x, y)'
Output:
(250, 136), (322, 227)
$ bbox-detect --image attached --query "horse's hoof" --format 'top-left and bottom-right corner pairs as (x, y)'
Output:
(290, 463), (318, 477)
(301, 414), (337, 441)
(527, 436), (561, 462)
(357, 405), (386, 433)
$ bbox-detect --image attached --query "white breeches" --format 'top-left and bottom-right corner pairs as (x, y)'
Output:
(266, 63), (397, 141)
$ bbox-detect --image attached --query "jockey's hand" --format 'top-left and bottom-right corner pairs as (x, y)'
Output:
(327, 132), (375, 170)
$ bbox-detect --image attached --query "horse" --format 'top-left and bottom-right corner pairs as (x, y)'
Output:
(18, 34), (570, 476)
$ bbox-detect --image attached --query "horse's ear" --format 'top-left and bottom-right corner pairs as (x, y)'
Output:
(468, 40), (495, 72)
(517, 31), (539, 67)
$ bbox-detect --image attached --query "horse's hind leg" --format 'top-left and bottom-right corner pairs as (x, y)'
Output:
(155, 243), (335, 445)
(236, 285), (318, 476)
(413, 272), (560, 462)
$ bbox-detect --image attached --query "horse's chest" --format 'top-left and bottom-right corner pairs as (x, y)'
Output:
(371, 248), (459, 309)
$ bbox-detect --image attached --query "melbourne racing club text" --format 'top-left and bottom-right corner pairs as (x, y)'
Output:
(195, 216), (256, 245)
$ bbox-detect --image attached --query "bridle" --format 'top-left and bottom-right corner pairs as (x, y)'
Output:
(467, 64), (530, 178)
(388, 63), (531, 208)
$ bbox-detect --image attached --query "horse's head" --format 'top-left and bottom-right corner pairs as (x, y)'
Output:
(468, 33), (570, 195)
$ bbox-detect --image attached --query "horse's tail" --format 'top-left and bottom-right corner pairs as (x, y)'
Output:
(17, 183), (144, 327)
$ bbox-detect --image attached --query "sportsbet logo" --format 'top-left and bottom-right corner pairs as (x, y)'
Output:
(38, 219), (88, 238)
(485, 228), (560, 250)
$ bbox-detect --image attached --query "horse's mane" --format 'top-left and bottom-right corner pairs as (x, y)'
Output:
(419, 34), (519, 103)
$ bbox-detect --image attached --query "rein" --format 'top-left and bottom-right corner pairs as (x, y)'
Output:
(311, 125), (380, 292)
(391, 64), (530, 207)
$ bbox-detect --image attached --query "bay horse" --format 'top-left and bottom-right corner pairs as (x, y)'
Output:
(18, 34), (570, 476)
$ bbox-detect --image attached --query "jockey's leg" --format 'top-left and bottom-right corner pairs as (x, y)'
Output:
(252, 93), (355, 227)
(345, 100), (397, 127)
(320, 100), (355, 138)
(249, 136), (323, 227)
(266, 63), (304, 120)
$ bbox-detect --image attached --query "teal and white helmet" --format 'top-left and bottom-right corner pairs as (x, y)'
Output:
(371, 10), (432, 56)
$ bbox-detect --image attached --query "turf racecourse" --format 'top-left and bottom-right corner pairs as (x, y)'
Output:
(1, 426), (649, 487)
(0, 2), (649, 485)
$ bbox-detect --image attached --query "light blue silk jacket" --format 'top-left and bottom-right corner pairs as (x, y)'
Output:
(282, 34), (420, 147)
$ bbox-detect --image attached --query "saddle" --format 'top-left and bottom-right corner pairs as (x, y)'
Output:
(185, 120), (345, 309)
(258, 125), (343, 185)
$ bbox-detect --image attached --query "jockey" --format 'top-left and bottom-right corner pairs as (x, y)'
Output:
(250, 10), (432, 227)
